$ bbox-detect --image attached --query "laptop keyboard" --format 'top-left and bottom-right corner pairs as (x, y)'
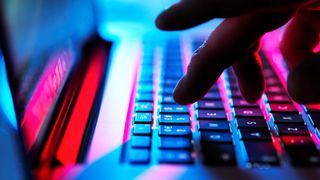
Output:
(125, 37), (320, 167)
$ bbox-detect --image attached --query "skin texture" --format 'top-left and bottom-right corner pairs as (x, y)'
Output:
(156, 0), (320, 105)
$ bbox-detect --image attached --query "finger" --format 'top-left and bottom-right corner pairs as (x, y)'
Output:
(173, 10), (293, 105)
(232, 43), (265, 103)
(156, 0), (312, 30)
(280, 10), (320, 104)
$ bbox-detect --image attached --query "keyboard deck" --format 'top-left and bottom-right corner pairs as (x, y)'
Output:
(124, 37), (320, 168)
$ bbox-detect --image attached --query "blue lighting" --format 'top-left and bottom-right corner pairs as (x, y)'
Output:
(0, 54), (18, 130)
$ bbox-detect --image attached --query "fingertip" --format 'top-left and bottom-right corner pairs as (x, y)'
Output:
(155, 10), (171, 30)
(173, 76), (199, 105)
(238, 73), (265, 104)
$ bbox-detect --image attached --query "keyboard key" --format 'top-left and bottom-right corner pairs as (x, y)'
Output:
(234, 107), (264, 118)
(269, 103), (298, 114)
(309, 113), (320, 127)
(273, 114), (304, 124)
(266, 94), (291, 103)
(160, 87), (174, 94)
(235, 118), (268, 129)
(244, 141), (279, 166)
(201, 131), (232, 143)
(230, 90), (242, 98)
(232, 98), (259, 108)
(239, 129), (272, 141)
(159, 150), (193, 164)
(131, 136), (151, 148)
(160, 104), (189, 114)
(160, 95), (175, 103)
(203, 92), (221, 100)
(198, 120), (230, 131)
(265, 85), (286, 94)
(265, 77), (281, 85)
(136, 93), (153, 102)
(135, 113), (152, 123)
(201, 144), (236, 165)
(159, 114), (190, 124)
(281, 136), (316, 148)
(196, 100), (224, 109)
(135, 103), (153, 112)
(197, 110), (227, 120)
(159, 125), (191, 136)
(137, 85), (153, 93)
(133, 124), (152, 135)
(159, 137), (192, 149)
(276, 124), (309, 135)
(161, 79), (178, 87)
(129, 149), (150, 164)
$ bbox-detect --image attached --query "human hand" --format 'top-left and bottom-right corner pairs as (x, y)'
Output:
(156, 0), (320, 105)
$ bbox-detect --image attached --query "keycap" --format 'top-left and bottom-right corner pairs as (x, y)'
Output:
(276, 124), (309, 135)
(196, 100), (224, 109)
(198, 120), (230, 131)
(159, 114), (190, 124)
(135, 103), (153, 112)
(201, 144), (236, 165)
(230, 90), (242, 98)
(133, 124), (152, 135)
(263, 68), (276, 78)
(266, 94), (291, 103)
(197, 110), (227, 120)
(269, 103), (298, 114)
(159, 150), (193, 164)
(232, 98), (259, 108)
(244, 141), (279, 166)
(286, 148), (320, 166)
(239, 129), (272, 141)
(201, 131), (232, 143)
(228, 83), (239, 90)
(265, 85), (286, 94)
(135, 113), (153, 123)
(159, 137), (192, 149)
(309, 113), (320, 127)
(160, 95), (175, 103)
(159, 125), (191, 136)
(136, 94), (153, 102)
(202, 92), (221, 100)
(131, 136), (151, 148)
(129, 149), (150, 164)
(265, 77), (281, 85)
(234, 107), (264, 118)
(160, 87), (174, 94)
(138, 79), (153, 85)
(235, 118), (268, 129)
(137, 85), (153, 92)
(273, 114), (304, 124)
(160, 104), (189, 114)
(281, 136), (315, 148)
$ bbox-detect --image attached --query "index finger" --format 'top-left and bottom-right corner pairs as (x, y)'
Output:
(173, 10), (294, 104)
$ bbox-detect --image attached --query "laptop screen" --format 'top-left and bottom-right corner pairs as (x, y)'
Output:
(0, 0), (96, 155)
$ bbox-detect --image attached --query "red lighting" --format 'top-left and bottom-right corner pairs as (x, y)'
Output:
(21, 50), (72, 150)
(55, 45), (107, 165)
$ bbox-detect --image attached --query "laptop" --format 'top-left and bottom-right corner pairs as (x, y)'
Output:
(1, 0), (320, 179)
